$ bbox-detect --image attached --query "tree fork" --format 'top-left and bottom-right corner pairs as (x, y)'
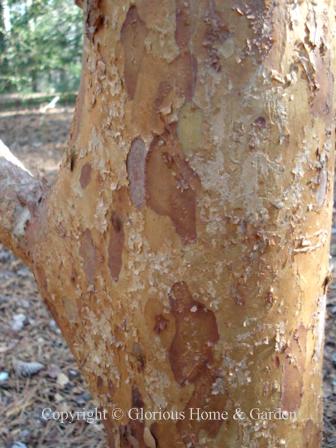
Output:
(1, 1), (336, 447)
(0, 140), (45, 266)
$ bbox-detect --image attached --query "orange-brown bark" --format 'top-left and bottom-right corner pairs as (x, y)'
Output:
(0, 141), (44, 265)
(1, 1), (336, 447)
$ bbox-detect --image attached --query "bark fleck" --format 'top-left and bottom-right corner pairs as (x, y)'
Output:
(85, 0), (104, 42)
(168, 282), (219, 385)
(132, 385), (144, 408)
(127, 138), (146, 209)
(108, 212), (124, 282)
(303, 419), (321, 448)
(80, 163), (92, 189)
(281, 325), (307, 412)
(154, 314), (168, 334)
(120, 6), (147, 100)
(145, 129), (200, 244)
(79, 229), (98, 285)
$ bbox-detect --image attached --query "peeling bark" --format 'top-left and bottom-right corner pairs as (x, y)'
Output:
(0, 141), (45, 265)
(1, 1), (336, 447)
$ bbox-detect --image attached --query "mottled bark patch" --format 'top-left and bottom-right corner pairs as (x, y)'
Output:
(281, 325), (307, 412)
(177, 102), (203, 156)
(274, 355), (280, 368)
(103, 418), (117, 448)
(96, 375), (103, 390)
(168, 282), (219, 385)
(127, 138), (146, 208)
(254, 116), (267, 128)
(316, 160), (328, 208)
(178, 370), (227, 443)
(132, 385), (144, 408)
(175, 0), (192, 49)
(143, 428), (157, 448)
(175, 52), (198, 101)
(120, 422), (145, 448)
(203, 3), (230, 72)
(85, 0), (104, 42)
(145, 130), (200, 244)
(237, 2), (275, 63)
(108, 379), (114, 398)
(35, 264), (64, 332)
(120, 386), (147, 445)
(296, 38), (334, 121)
(154, 314), (168, 334)
(69, 76), (85, 147)
(132, 342), (146, 372)
(32, 262), (46, 293)
(120, 6), (147, 100)
(174, 1), (198, 101)
(62, 296), (79, 324)
(80, 163), (92, 189)
(303, 419), (321, 448)
(79, 229), (98, 285)
(154, 81), (173, 113)
(108, 212), (124, 282)
(311, 48), (334, 120)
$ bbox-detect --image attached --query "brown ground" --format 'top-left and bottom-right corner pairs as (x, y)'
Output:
(0, 107), (335, 447)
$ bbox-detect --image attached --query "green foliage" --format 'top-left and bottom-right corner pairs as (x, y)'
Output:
(0, 1), (6, 54)
(0, 0), (83, 93)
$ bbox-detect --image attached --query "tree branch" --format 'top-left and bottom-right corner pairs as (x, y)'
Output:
(74, 0), (83, 9)
(0, 140), (45, 266)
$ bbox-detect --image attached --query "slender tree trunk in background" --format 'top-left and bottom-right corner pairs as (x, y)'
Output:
(0, 0), (5, 54)
(0, 0), (10, 92)
(1, 0), (10, 35)
(31, 70), (38, 92)
(59, 68), (67, 91)
(0, 1), (336, 447)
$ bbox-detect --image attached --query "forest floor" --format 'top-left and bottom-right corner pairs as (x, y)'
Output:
(0, 107), (335, 448)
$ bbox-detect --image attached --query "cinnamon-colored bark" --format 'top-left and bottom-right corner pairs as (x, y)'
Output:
(1, 1), (335, 447)
(0, 141), (44, 265)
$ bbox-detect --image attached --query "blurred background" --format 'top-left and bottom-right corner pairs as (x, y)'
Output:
(0, 2), (108, 447)
(0, 2), (335, 448)
(0, 0), (82, 97)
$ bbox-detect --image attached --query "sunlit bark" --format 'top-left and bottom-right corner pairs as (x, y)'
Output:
(1, 1), (335, 447)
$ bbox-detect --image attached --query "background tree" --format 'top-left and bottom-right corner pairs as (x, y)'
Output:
(0, 1), (335, 447)
(0, 0), (9, 89)
(0, 0), (82, 93)
(0, 0), (5, 54)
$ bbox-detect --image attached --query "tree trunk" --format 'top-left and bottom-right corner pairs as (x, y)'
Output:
(1, 1), (335, 447)
(0, 0), (5, 54)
